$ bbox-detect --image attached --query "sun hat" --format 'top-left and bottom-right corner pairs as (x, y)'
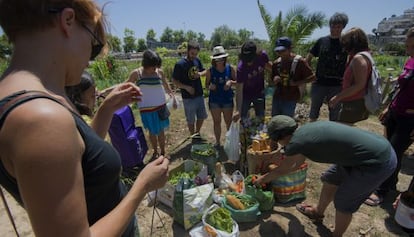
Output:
(211, 46), (229, 60)
(274, 37), (292, 52)
(267, 115), (297, 141)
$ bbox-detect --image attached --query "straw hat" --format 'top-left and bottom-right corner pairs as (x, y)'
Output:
(211, 46), (229, 59)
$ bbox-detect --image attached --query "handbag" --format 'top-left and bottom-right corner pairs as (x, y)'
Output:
(337, 98), (369, 124)
(157, 104), (170, 120)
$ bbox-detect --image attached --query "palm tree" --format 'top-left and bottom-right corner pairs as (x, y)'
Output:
(257, 0), (326, 59)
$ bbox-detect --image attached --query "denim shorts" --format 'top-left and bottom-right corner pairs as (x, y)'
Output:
(320, 148), (397, 213)
(208, 102), (234, 110)
(182, 96), (208, 124)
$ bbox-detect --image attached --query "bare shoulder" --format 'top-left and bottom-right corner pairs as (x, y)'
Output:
(1, 98), (83, 166)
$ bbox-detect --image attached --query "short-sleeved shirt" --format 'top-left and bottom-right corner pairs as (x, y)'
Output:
(237, 51), (269, 100)
(310, 36), (347, 86)
(172, 57), (205, 99)
(271, 55), (315, 101)
(391, 57), (414, 118)
(284, 121), (391, 166)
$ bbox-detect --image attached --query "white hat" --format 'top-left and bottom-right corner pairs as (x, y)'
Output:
(210, 46), (229, 59)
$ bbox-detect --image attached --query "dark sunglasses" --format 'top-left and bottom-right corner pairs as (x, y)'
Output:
(48, 7), (104, 60)
(81, 24), (104, 60)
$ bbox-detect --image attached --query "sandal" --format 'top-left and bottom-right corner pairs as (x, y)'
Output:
(296, 203), (324, 222)
(364, 193), (384, 207)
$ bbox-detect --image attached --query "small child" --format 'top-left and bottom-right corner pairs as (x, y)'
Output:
(65, 71), (96, 118)
(126, 49), (176, 158)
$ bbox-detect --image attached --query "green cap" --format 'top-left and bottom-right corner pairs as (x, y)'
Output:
(267, 115), (297, 141)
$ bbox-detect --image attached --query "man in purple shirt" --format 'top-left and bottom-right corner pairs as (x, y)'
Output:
(233, 41), (272, 121)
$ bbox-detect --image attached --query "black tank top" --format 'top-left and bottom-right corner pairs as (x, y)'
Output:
(0, 90), (133, 234)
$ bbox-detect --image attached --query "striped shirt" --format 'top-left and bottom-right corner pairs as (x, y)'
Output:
(137, 71), (166, 112)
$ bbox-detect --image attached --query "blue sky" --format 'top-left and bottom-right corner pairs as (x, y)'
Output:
(95, 0), (414, 42)
(0, 1), (412, 42)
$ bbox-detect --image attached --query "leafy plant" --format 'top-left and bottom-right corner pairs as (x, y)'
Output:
(257, 0), (326, 60)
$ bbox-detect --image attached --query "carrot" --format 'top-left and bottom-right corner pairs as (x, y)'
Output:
(236, 180), (244, 193)
(204, 225), (217, 237)
(226, 194), (245, 210)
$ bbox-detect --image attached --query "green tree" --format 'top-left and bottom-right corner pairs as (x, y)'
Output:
(172, 29), (185, 43)
(107, 34), (122, 52)
(238, 28), (254, 44)
(146, 29), (157, 42)
(197, 32), (206, 46)
(257, 0), (326, 59)
(185, 30), (198, 42)
(137, 38), (147, 52)
(123, 28), (136, 53)
(160, 27), (173, 43)
(210, 25), (240, 49)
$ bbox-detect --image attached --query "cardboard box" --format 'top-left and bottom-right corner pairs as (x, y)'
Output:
(155, 160), (208, 208)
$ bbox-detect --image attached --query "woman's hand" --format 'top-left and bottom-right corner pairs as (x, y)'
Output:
(253, 174), (267, 187)
(232, 111), (240, 122)
(378, 107), (389, 123)
(328, 95), (340, 109)
(135, 156), (169, 193)
(273, 76), (281, 84)
(209, 83), (217, 91)
(224, 80), (232, 91)
(102, 82), (142, 112)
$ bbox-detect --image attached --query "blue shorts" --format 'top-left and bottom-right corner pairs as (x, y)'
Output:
(140, 110), (169, 135)
(182, 96), (208, 124)
(208, 102), (234, 110)
(320, 148), (397, 213)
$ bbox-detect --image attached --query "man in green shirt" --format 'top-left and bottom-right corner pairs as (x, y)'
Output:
(255, 115), (396, 237)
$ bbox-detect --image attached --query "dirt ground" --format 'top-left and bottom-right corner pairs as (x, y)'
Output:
(1, 97), (413, 237)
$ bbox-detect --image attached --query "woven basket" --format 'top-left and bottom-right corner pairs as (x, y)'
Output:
(271, 162), (308, 203)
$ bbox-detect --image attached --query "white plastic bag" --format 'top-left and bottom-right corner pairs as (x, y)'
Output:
(224, 122), (240, 162)
(201, 204), (240, 237)
(166, 95), (181, 110)
(231, 170), (245, 194)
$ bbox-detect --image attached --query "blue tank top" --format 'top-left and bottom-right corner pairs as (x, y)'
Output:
(0, 91), (134, 236)
(208, 64), (234, 104)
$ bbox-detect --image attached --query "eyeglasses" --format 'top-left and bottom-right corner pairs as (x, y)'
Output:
(48, 7), (103, 60)
(81, 24), (104, 60)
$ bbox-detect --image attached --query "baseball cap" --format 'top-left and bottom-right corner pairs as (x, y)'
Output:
(267, 115), (297, 141)
(274, 37), (292, 52)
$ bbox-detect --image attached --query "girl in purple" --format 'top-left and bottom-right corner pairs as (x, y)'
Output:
(366, 27), (414, 206)
(233, 41), (272, 121)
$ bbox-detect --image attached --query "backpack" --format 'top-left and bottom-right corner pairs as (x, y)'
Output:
(357, 51), (383, 113)
(108, 105), (148, 168)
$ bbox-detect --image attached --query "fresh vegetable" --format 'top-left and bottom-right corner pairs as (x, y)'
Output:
(204, 225), (217, 237)
(226, 194), (245, 210)
(206, 207), (233, 233)
(168, 164), (202, 185)
(246, 174), (267, 189)
(192, 144), (216, 157)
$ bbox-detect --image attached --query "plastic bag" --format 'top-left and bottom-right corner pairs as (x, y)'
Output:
(224, 122), (240, 162)
(173, 181), (214, 230)
(244, 175), (274, 211)
(167, 95), (180, 110)
(231, 170), (245, 194)
(201, 204), (240, 237)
